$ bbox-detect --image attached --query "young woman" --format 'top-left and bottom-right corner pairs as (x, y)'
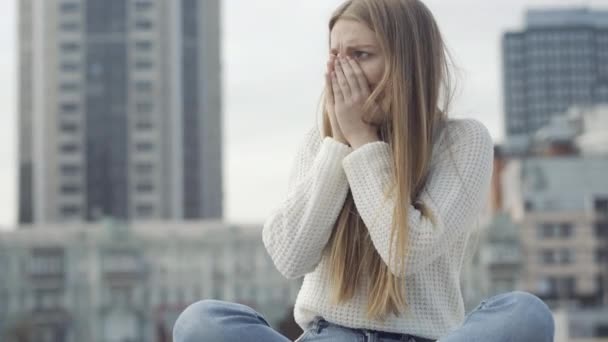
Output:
(172, 0), (555, 341)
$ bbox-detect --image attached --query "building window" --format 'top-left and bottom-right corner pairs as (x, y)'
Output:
(559, 223), (573, 238)
(59, 121), (78, 133)
(595, 249), (608, 264)
(595, 221), (608, 238)
(109, 286), (132, 306)
(60, 164), (80, 176)
(561, 277), (576, 297)
(136, 102), (153, 113)
(135, 60), (153, 70)
(558, 248), (574, 264)
(60, 62), (80, 72)
(135, 80), (153, 93)
(136, 182), (154, 192)
(135, 142), (154, 152)
(29, 248), (65, 275)
(60, 42), (80, 53)
(525, 200), (534, 211)
(135, 20), (153, 30)
(135, 40), (153, 51)
(136, 204), (154, 216)
(60, 21), (80, 31)
(61, 205), (80, 216)
(537, 222), (573, 239)
(595, 197), (608, 216)
(59, 2), (79, 13)
(60, 103), (79, 114)
(60, 143), (79, 153)
(538, 223), (554, 238)
(134, 1), (153, 11)
(541, 249), (555, 264)
(60, 82), (79, 92)
(60, 184), (81, 195)
(135, 163), (153, 174)
(136, 119), (153, 130)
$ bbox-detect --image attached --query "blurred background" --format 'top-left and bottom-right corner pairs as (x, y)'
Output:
(0, 0), (607, 341)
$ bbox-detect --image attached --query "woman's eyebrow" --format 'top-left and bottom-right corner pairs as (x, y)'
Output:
(330, 44), (376, 51)
(348, 44), (376, 49)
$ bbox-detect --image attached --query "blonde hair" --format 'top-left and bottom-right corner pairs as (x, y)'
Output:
(321, 0), (457, 320)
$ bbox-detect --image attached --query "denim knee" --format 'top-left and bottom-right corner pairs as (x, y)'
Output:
(507, 291), (555, 340)
(173, 299), (240, 342)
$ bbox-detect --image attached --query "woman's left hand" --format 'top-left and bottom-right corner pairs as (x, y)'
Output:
(331, 54), (381, 149)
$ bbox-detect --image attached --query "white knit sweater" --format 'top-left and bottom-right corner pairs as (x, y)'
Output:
(262, 118), (494, 339)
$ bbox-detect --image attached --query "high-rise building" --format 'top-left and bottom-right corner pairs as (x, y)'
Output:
(502, 8), (608, 148)
(500, 157), (608, 308)
(18, 0), (223, 224)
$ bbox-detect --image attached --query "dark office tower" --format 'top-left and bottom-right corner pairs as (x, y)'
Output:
(502, 8), (608, 148)
(18, 0), (223, 224)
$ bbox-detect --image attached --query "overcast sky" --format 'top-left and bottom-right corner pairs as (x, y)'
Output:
(0, 0), (605, 229)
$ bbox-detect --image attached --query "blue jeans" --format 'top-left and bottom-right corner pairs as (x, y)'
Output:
(172, 291), (555, 342)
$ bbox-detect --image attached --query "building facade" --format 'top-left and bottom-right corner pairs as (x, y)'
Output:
(502, 8), (608, 148)
(500, 157), (608, 309)
(18, 0), (223, 224)
(0, 221), (300, 342)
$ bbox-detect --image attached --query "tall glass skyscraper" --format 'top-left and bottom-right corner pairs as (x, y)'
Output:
(502, 8), (608, 147)
(18, 0), (223, 224)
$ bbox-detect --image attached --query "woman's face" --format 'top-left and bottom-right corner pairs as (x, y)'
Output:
(330, 19), (385, 90)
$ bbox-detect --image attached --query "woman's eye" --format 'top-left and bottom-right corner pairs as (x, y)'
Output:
(353, 51), (370, 59)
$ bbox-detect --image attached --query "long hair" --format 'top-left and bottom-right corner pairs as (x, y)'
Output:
(321, 0), (457, 320)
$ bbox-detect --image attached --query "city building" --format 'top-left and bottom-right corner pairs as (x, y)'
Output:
(500, 157), (608, 309)
(461, 213), (522, 312)
(0, 221), (300, 341)
(502, 8), (608, 150)
(18, 0), (223, 224)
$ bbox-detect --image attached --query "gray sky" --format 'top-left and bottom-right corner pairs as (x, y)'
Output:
(0, 0), (605, 229)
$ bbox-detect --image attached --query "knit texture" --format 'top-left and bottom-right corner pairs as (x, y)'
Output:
(262, 118), (494, 339)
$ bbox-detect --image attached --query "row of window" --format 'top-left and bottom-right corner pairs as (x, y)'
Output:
(59, 204), (157, 217)
(58, 100), (154, 115)
(59, 137), (155, 154)
(60, 59), (154, 74)
(537, 222), (573, 238)
(539, 248), (574, 265)
(535, 221), (608, 239)
(539, 247), (608, 265)
(537, 276), (576, 297)
(60, 163), (153, 176)
(61, 183), (156, 195)
(58, 116), (154, 133)
(59, 22), (153, 35)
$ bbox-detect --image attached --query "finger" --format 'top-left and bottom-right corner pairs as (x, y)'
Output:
(369, 102), (384, 126)
(325, 71), (334, 105)
(334, 59), (351, 99)
(346, 56), (370, 96)
(339, 56), (361, 96)
(328, 54), (337, 73)
(331, 71), (344, 103)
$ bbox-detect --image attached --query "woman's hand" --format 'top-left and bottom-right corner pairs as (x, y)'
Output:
(331, 54), (381, 149)
(325, 54), (349, 146)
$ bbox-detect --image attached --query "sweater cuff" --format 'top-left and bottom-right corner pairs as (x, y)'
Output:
(342, 141), (392, 179)
(320, 137), (353, 159)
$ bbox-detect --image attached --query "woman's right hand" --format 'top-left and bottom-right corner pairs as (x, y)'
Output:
(325, 54), (349, 146)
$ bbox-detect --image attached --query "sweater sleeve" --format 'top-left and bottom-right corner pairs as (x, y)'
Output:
(341, 119), (494, 277)
(262, 125), (353, 279)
